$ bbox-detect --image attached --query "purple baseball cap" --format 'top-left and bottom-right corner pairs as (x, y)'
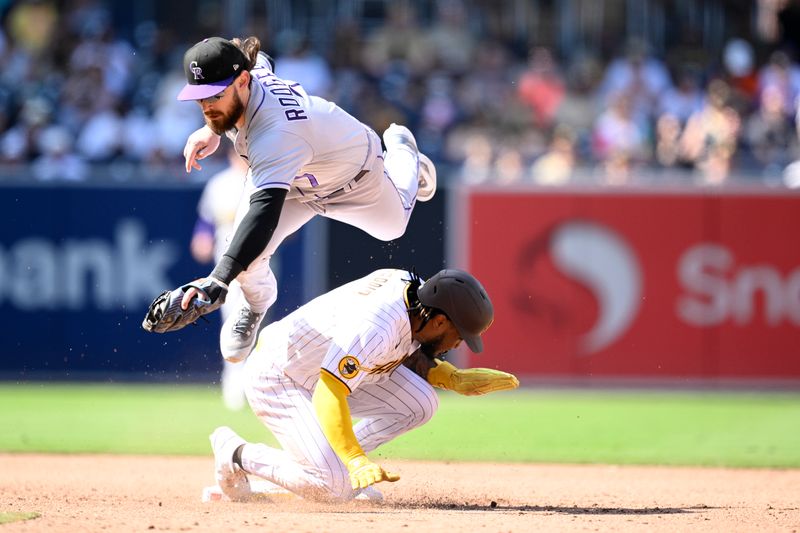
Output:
(177, 37), (248, 101)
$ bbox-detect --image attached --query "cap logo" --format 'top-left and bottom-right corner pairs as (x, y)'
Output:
(233, 64), (240, 71)
(190, 61), (204, 80)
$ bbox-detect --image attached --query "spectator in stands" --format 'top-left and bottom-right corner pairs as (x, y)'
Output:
(745, 84), (798, 175)
(1, 96), (52, 164)
(120, 105), (159, 164)
(757, 50), (800, 119)
(274, 31), (332, 98)
(152, 69), (204, 165)
(2, 1), (800, 188)
(493, 146), (525, 185)
(598, 38), (672, 124)
(658, 66), (705, 125)
(361, 1), (432, 77)
(680, 79), (742, 185)
(517, 47), (566, 131)
(592, 92), (649, 182)
(722, 38), (759, 112)
(60, 64), (114, 132)
(554, 52), (602, 163)
(416, 74), (461, 161)
(654, 113), (684, 170)
(427, 0), (476, 74)
(456, 130), (494, 185)
(32, 124), (88, 181)
(783, 96), (800, 187)
(4, 0), (59, 60)
(328, 17), (363, 72)
(75, 102), (123, 163)
(456, 39), (516, 126)
(530, 125), (576, 185)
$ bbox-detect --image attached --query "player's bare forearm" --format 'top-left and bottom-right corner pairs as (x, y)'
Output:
(402, 348), (437, 380)
(184, 126), (221, 173)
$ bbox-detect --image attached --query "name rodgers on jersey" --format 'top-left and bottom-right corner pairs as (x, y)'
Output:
(253, 70), (309, 122)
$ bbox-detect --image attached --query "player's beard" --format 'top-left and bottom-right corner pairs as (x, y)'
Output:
(419, 333), (447, 358)
(204, 90), (245, 135)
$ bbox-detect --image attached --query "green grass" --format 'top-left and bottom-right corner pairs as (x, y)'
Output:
(0, 512), (40, 524)
(0, 384), (798, 468)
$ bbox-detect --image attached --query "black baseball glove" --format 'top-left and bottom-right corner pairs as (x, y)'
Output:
(142, 278), (228, 333)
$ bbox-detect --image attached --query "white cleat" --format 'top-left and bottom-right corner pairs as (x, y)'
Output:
(220, 306), (264, 363)
(353, 485), (384, 502)
(209, 426), (252, 502)
(382, 123), (436, 202)
(382, 123), (419, 153)
(416, 153), (437, 202)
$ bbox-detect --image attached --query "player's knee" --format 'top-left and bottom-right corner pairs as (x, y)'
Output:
(371, 225), (407, 242)
(408, 387), (439, 429)
(364, 211), (411, 241)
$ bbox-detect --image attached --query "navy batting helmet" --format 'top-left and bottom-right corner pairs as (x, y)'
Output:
(418, 269), (494, 353)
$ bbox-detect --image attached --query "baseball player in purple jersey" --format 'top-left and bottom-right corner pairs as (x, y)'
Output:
(209, 268), (519, 502)
(173, 36), (437, 363)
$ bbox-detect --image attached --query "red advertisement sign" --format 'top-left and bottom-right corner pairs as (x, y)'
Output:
(464, 188), (800, 380)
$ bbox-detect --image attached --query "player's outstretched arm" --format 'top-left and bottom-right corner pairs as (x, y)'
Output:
(184, 125), (221, 173)
(312, 370), (400, 489)
(180, 187), (287, 309)
(427, 359), (519, 396)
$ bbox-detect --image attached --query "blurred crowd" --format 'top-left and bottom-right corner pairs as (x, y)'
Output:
(3, 0), (800, 187)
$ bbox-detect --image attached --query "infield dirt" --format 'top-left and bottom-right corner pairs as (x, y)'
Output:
(1, 454), (798, 532)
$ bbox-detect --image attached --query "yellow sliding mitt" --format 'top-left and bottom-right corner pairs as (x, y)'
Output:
(427, 359), (519, 396)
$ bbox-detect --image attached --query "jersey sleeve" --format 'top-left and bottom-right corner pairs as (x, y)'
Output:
(321, 323), (390, 393)
(246, 128), (313, 191)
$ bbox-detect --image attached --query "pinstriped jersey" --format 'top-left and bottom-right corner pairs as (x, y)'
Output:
(226, 53), (377, 201)
(251, 269), (420, 392)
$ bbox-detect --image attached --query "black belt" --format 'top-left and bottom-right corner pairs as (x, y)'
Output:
(324, 169), (369, 200)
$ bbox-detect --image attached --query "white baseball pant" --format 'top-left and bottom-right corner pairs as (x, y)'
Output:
(232, 129), (420, 313)
(240, 362), (438, 501)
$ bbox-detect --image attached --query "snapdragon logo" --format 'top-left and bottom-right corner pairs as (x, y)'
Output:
(515, 220), (642, 354)
(0, 219), (178, 311)
(676, 243), (800, 326)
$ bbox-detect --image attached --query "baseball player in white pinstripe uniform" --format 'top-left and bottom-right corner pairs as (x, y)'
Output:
(209, 268), (519, 502)
(170, 36), (437, 364)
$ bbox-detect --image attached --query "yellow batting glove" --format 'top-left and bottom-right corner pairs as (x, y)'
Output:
(346, 454), (400, 490)
(428, 360), (520, 396)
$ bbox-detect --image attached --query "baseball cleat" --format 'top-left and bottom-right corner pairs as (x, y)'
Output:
(202, 479), (293, 503)
(416, 153), (437, 202)
(210, 426), (252, 502)
(353, 485), (384, 502)
(220, 306), (264, 363)
(382, 123), (419, 153)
